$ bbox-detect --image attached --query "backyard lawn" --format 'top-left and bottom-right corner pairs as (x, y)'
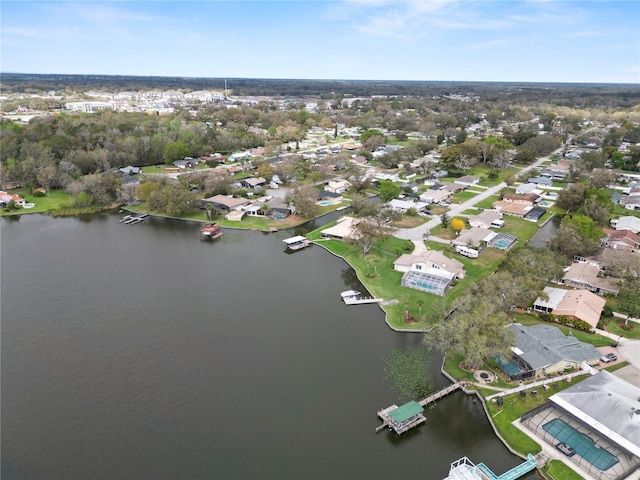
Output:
(0, 189), (73, 216)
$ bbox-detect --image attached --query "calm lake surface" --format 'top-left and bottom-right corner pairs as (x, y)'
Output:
(1, 213), (539, 480)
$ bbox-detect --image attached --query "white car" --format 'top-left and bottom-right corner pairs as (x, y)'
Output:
(600, 353), (617, 363)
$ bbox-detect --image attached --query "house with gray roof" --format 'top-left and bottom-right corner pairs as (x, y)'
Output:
(515, 183), (540, 195)
(527, 176), (553, 186)
(506, 324), (601, 378)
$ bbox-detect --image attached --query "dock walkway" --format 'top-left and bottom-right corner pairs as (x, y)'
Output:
(343, 296), (384, 305)
(377, 382), (464, 434)
(120, 213), (148, 225)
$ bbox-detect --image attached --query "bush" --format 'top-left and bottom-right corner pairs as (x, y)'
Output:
(33, 190), (46, 198)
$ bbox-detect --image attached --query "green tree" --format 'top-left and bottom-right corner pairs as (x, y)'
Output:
(424, 298), (514, 370)
(137, 181), (161, 202)
(350, 213), (392, 255)
(550, 216), (602, 259)
(378, 180), (400, 202)
(556, 183), (586, 212)
(290, 184), (318, 218)
(617, 280), (640, 323)
(162, 141), (191, 164)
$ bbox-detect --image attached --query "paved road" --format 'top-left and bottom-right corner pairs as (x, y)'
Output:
(393, 148), (564, 241)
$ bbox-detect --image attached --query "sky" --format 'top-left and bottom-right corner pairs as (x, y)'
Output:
(2, 0), (639, 84)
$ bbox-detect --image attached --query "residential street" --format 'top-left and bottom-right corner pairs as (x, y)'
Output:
(393, 148), (564, 241)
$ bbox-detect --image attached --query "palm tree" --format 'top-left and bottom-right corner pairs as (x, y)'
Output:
(418, 299), (424, 323)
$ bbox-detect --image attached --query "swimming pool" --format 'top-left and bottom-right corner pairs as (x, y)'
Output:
(539, 200), (554, 208)
(542, 418), (619, 471)
(318, 201), (334, 206)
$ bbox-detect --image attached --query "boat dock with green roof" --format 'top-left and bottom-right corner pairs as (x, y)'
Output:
(376, 400), (426, 434)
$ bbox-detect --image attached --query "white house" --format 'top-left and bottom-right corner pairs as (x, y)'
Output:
(611, 216), (640, 234)
(393, 250), (465, 279)
(388, 199), (428, 213)
(326, 180), (351, 194)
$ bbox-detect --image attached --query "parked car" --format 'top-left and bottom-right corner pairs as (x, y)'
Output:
(600, 353), (617, 363)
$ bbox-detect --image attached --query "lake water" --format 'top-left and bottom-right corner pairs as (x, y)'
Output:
(1, 213), (540, 480)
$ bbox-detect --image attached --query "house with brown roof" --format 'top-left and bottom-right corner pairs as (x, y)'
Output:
(419, 188), (451, 205)
(493, 201), (529, 218)
(502, 193), (541, 206)
(0, 191), (26, 207)
(199, 195), (251, 214)
(561, 262), (620, 296)
(603, 228), (640, 252)
(532, 287), (606, 330)
(239, 177), (267, 189)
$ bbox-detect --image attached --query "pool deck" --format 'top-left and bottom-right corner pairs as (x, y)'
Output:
(513, 417), (640, 480)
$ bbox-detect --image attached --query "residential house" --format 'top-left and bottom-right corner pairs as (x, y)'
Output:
(493, 201), (529, 218)
(266, 197), (292, 218)
(504, 324), (601, 379)
(610, 216), (640, 234)
(561, 262), (620, 296)
(325, 180), (351, 194)
(440, 182), (466, 194)
(468, 210), (504, 229)
(603, 228), (640, 252)
(388, 199), (428, 213)
(119, 166), (141, 175)
(321, 216), (360, 240)
(532, 287), (606, 330)
(173, 158), (195, 169)
(454, 175), (479, 187)
(393, 250), (465, 279)
(515, 183), (541, 195)
(239, 177), (267, 189)
(419, 188), (451, 205)
(540, 168), (567, 181)
(452, 227), (493, 249)
(527, 176), (553, 186)
(229, 151), (253, 162)
(502, 193), (541, 206)
(0, 191), (26, 207)
(199, 195), (251, 214)
(317, 190), (343, 203)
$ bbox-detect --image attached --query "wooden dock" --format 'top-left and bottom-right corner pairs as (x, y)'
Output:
(120, 213), (148, 225)
(376, 382), (464, 434)
(342, 294), (384, 305)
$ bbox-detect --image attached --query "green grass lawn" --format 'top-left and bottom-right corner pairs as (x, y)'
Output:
(473, 194), (503, 210)
(599, 316), (640, 339)
(451, 191), (479, 202)
(542, 459), (585, 480)
(0, 189), (73, 216)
